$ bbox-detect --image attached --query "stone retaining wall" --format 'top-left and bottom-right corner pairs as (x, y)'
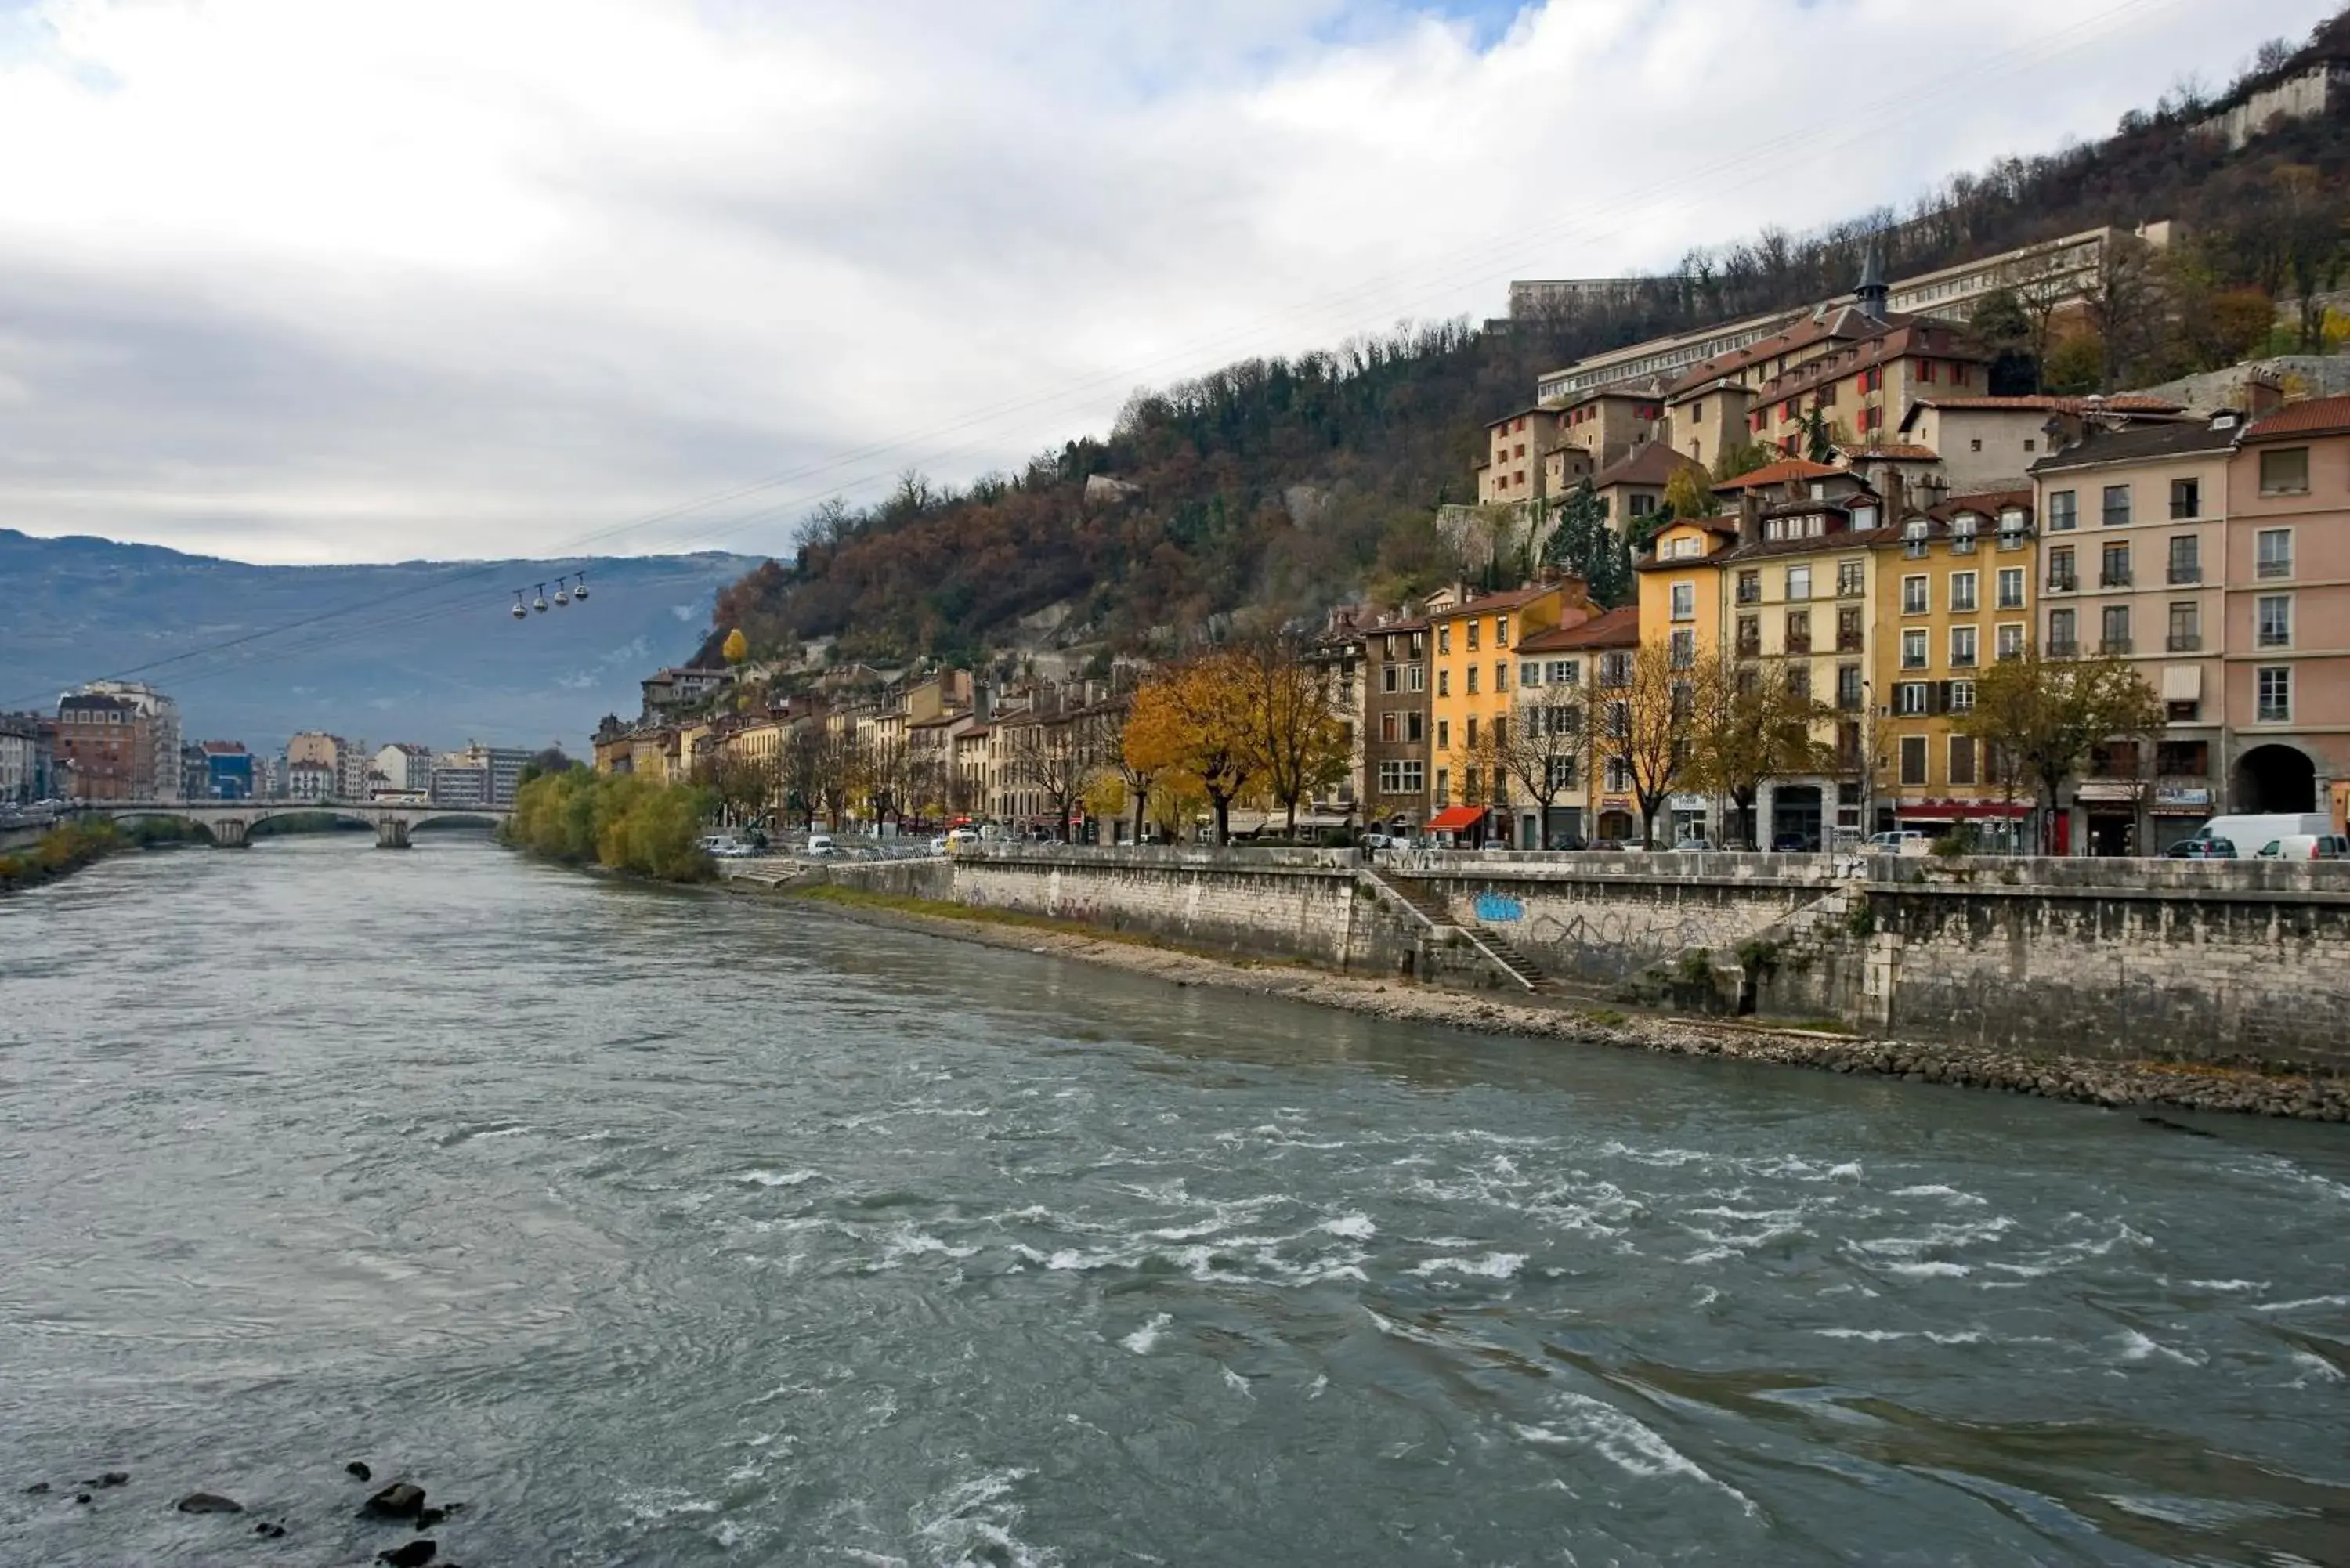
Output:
(934, 847), (2350, 1073)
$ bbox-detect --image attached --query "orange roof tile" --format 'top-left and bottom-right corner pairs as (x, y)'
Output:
(2242, 395), (2350, 443)
(1716, 457), (1842, 490)
(1517, 605), (1640, 652)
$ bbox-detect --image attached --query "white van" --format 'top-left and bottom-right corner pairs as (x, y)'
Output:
(2186, 815), (2335, 859)
(2254, 833), (2350, 862)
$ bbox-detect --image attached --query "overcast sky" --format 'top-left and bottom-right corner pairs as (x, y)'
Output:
(0, 0), (2334, 565)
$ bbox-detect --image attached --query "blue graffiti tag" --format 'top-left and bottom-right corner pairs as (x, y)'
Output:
(1473, 893), (1524, 923)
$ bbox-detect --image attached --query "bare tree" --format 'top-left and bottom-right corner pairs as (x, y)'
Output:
(1479, 677), (1592, 847)
(1006, 706), (1115, 841)
(1603, 643), (1693, 849)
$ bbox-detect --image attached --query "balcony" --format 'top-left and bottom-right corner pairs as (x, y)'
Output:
(1784, 635), (1813, 656)
(1904, 540), (1930, 558)
(1734, 638), (1762, 659)
(2099, 569), (2134, 588)
(1950, 651), (1977, 668)
(1997, 530), (2030, 551)
(1735, 583), (1762, 605)
(1838, 579), (1866, 600)
(2167, 564), (2200, 585)
(1997, 645), (2023, 663)
(2167, 633), (2202, 652)
(1950, 534), (1977, 554)
(1836, 691), (1864, 713)
(2099, 637), (2134, 655)
(2048, 638), (2080, 659)
(2258, 558), (2293, 580)
(1836, 631), (1864, 652)
(2046, 572), (2077, 592)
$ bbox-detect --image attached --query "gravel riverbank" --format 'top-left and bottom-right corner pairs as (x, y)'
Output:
(743, 880), (2349, 1125)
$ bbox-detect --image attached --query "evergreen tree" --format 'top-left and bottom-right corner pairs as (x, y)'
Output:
(1541, 480), (1633, 608)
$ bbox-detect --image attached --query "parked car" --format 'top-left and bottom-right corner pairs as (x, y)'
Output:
(1582, 837), (1626, 853)
(2166, 836), (2236, 859)
(1865, 830), (1929, 855)
(1546, 834), (1587, 851)
(804, 834), (837, 857)
(1360, 832), (1406, 851)
(2182, 815), (2334, 858)
(1670, 836), (1716, 853)
(2256, 834), (2350, 861)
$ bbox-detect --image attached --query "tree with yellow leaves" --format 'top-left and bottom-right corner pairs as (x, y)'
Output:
(721, 627), (749, 664)
(1123, 652), (1256, 844)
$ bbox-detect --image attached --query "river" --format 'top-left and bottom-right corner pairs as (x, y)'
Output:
(2, 833), (2345, 1565)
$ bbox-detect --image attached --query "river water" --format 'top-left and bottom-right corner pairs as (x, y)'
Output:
(2, 835), (2346, 1566)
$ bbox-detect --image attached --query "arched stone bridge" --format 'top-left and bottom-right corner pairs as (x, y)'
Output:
(76, 798), (510, 849)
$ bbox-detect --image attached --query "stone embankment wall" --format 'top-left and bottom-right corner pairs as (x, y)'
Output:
(924, 847), (2350, 1074)
(949, 846), (1417, 973)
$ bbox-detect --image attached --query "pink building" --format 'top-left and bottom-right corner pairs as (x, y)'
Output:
(2225, 396), (2350, 814)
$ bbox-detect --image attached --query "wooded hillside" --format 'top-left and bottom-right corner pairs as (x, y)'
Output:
(717, 8), (2350, 669)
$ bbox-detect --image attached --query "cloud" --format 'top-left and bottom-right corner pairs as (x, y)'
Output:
(0, 0), (2331, 564)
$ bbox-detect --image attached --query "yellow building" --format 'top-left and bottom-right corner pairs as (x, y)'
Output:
(1426, 577), (1589, 842)
(1871, 490), (2037, 845)
(1638, 460), (1893, 846)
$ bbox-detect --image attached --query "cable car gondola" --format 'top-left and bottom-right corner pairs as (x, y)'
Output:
(533, 583), (549, 612)
(510, 591), (528, 620)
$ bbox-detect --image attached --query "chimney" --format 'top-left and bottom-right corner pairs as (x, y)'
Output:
(1885, 468), (1908, 533)
(1737, 487), (1762, 546)
(2246, 373), (2285, 421)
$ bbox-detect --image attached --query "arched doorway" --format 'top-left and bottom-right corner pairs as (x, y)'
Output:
(2234, 743), (2317, 813)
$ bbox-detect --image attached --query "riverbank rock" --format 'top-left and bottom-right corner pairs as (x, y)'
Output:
(363, 1481), (427, 1520)
(23, 1482), (49, 1495)
(379, 1541), (437, 1566)
(347, 1461), (373, 1482)
(88, 1471), (128, 1489)
(175, 1491), (244, 1514)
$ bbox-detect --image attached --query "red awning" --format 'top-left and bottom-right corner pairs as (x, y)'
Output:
(1426, 805), (1486, 832)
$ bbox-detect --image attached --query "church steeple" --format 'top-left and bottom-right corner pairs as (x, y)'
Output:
(1856, 241), (1889, 323)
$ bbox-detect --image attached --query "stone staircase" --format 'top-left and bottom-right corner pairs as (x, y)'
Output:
(1358, 867), (1565, 996)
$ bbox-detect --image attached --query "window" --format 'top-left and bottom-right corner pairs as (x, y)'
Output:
(1950, 626), (1977, 667)
(2167, 602), (2200, 652)
(1837, 663), (1864, 710)
(1377, 760), (1424, 795)
(1998, 622), (2025, 661)
(1466, 667), (1480, 695)
(1495, 661), (1509, 692)
(1435, 767), (1450, 806)
(2258, 529), (2293, 579)
(1437, 720), (1449, 752)
(2167, 534), (2200, 584)
(1918, 359), (1938, 384)
(1899, 735), (1929, 785)
(2169, 478), (2199, 518)
(1785, 663), (1812, 700)
(1547, 756), (1578, 790)
(1669, 629), (1696, 668)
(2099, 604), (2131, 653)
(1495, 616), (1510, 646)
(1786, 565), (1812, 602)
(2258, 594), (2292, 648)
(1467, 620), (1480, 651)
(2258, 666), (2291, 723)
(1736, 613), (1762, 656)
(1547, 659), (1579, 685)
(2047, 490), (2077, 530)
(1408, 711), (1424, 742)
(1950, 572), (1978, 612)
(1380, 712), (1398, 743)
(1949, 735), (1979, 786)
(1466, 717), (1479, 747)
(1784, 609), (1812, 655)
(2103, 486), (2131, 530)
(1901, 628), (1928, 669)
(1604, 756), (1631, 793)
(1437, 625), (1451, 654)
(1996, 567), (2024, 609)
(1437, 670), (1449, 697)
(2048, 607), (2077, 654)
(2048, 545), (2076, 590)
(1836, 605), (1864, 651)
(1901, 574), (1928, 614)
(1600, 652), (1632, 687)
(1520, 661), (1541, 688)
(2259, 447), (2311, 496)
(2099, 541), (2131, 587)
(1862, 405), (1883, 431)
(1406, 663), (1425, 692)
(1736, 569), (1761, 605)
(1382, 665), (1399, 695)
(1837, 559), (1865, 598)
(1670, 582), (1694, 621)
(1896, 683), (1929, 717)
